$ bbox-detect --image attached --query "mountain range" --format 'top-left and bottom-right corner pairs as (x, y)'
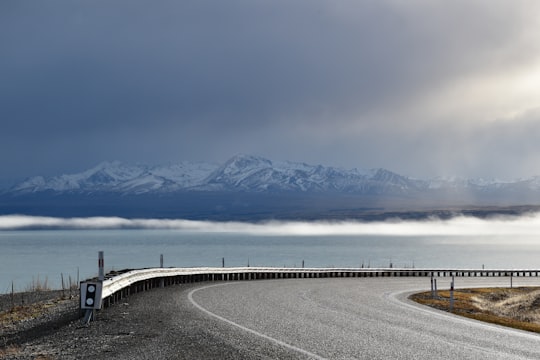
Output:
(2, 154), (540, 220)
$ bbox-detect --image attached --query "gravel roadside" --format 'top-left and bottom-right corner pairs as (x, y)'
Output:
(1, 284), (301, 360)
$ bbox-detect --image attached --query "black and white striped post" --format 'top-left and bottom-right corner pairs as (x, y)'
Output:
(160, 254), (165, 288)
(98, 251), (104, 281)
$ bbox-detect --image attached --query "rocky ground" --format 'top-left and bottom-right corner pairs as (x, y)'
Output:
(0, 289), (80, 356)
(0, 285), (298, 360)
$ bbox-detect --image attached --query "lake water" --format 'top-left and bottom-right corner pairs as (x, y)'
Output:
(2, 226), (540, 293)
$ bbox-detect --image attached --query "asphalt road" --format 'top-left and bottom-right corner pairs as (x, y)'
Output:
(188, 277), (540, 360)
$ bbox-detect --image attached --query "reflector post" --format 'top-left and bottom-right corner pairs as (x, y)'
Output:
(80, 281), (103, 309)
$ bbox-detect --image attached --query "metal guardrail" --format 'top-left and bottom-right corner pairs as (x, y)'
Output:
(76, 265), (540, 324)
(100, 266), (372, 298)
(97, 266), (540, 302)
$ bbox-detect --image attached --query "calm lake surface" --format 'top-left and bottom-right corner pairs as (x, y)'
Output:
(2, 228), (540, 293)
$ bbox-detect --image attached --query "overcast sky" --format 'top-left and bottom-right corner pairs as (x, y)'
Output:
(2, 0), (540, 186)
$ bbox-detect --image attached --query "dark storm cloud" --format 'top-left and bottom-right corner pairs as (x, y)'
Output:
(1, 0), (540, 183)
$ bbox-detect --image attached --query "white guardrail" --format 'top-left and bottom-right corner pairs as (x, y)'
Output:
(79, 254), (540, 321)
(100, 267), (363, 298)
(99, 266), (540, 300)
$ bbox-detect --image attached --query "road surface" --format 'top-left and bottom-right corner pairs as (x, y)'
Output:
(188, 277), (540, 359)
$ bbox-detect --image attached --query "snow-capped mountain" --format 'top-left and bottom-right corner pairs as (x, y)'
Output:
(11, 160), (219, 195)
(7, 155), (430, 196)
(4, 155), (540, 220)
(202, 155), (421, 193)
(7, 154), (540, 197)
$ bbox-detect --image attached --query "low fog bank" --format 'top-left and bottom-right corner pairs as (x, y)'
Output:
(2, 212), (540, 237)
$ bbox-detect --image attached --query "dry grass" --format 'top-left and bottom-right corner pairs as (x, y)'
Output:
(24, 276), (51, 292)
(410, 287), (540, 333)
(0, 298), (67, 330)
(473, 288), (540, 323)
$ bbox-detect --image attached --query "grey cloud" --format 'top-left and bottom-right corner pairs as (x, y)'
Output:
(1, 0), (539, 181)
(360, 107), (540, 179)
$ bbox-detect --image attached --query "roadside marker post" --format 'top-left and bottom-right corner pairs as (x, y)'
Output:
(80, 280), (103, 324)
(80, 251), (105, 324)
(81, 281), (103, 309)
(160, 254), (165, 288)
(98, 251), (105, 281)
(449, 276), (455, 312)
(511, 273), (513, 288)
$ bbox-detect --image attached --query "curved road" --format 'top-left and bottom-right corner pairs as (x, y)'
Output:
(188, 277), (540, 359)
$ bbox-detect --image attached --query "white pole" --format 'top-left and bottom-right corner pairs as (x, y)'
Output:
(450, 276), (454, 312)
(98, 251), (104, 281)
(160, 254), (165, 288)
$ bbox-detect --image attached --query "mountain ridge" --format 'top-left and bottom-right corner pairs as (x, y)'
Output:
(6, 155), (398, 194)
(3, 155), (540, 220)
(7, 154), (540, 196)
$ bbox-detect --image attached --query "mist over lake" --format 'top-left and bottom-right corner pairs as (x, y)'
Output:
(2, 214), (540, 293)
